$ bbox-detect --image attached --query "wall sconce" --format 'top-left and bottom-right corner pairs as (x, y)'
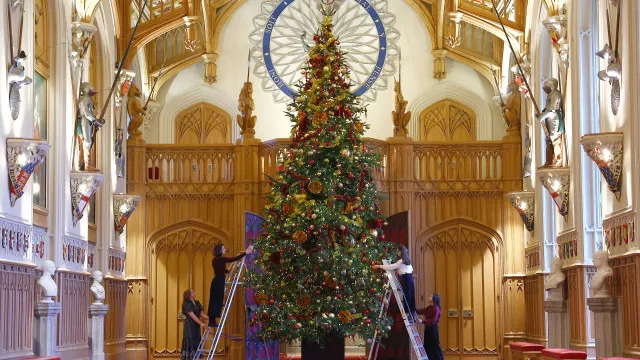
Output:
(70, 171), (104, 226)
(543, 15), (568, 67)
(444, 12), (463, 48)
(507, 191), (535, 232)
(537, 168), (570, 221)
(580, 132), (623, 201)
(69, 21), (97, 87)
(113, 194), (141, 237)
(114, 70), (136, 108)
(6, 138), (51, 206)
(183, 16), (201, 52)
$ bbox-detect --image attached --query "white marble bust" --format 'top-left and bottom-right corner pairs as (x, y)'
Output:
(544, 257), (566, 291)
(590, 250), (613, 298)
(90, 270), (105, 304)
(37, 260), (57, 303)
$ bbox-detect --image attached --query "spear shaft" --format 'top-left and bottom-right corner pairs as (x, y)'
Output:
(97, 0), (149, 121)
(490, 0), (540, 114)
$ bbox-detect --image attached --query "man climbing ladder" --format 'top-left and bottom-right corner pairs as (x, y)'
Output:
(194, 259), (246, 360)
(369, 259), (429, 360)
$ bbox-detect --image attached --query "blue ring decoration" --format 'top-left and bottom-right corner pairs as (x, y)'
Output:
(262, 0), (387, 98)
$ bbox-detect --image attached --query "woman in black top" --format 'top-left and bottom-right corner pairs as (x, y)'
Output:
(181, 288), (207, 360)
(207, 243), (253, 327)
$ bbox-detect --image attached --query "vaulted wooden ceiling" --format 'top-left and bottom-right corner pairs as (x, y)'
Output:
(110, 0), (529, 97)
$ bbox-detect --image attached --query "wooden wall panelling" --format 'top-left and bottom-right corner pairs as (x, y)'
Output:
(0, 262), (35, 359)
(524, 274), (546, 344)
(125, 135), (149, 358)
(609, 254), (640, 357)
(56, 270), (90, 359)
(566, 266), (587, 350)
(104, 278), (128, 359)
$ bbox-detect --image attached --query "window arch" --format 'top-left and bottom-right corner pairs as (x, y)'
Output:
(418, 99), (477, 142)
(175, 102), (232, 144)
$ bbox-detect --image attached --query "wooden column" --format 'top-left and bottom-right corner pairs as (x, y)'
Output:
(501, 135), (527, 357)
(125, 136), (148, 359)
(386, 137), (415, 239)
(230, 137), (262, 359)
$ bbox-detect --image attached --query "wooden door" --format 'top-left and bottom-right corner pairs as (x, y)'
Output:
(149, 221), (231, 359)
(415, 220), (502, 360)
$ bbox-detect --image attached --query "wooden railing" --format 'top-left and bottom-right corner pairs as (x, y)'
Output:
(146, 144), (235, 184)
(413, 141), (504, 196)
(145, 140), (511, 198)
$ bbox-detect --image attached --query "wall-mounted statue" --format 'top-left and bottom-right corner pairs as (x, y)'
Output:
(76, 82), (104, 171)
(501, 80), (521, 136)
(8, 51), (32, 120)
(590, 250), (613, 298)
(392, 79), (411, 137)
(37, 260), (58, 303)
(537, 78), (565, 167)
(90, 270), (105, 304)
(544, 257), (565, 300)
(127, 83), (145, 138)
(237, 81), (257, 139)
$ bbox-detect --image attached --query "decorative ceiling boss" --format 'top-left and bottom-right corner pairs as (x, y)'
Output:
(250, 0), (400, 103)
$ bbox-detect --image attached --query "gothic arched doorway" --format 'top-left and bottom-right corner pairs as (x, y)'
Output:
(414, 219), (503, 360)
(147, 221), (232, 359)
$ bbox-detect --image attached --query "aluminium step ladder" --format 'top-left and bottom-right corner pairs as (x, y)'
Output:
(368, 259), (428, 360)
(193, 259), (245, 360)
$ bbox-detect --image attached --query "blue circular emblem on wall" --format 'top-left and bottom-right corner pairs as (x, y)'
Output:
(261, 0), (388, 99)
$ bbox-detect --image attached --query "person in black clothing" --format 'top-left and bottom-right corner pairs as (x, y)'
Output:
(181, 289), (208, 360)
(417, 293), (444, 360)
(207, 243), (253, 327)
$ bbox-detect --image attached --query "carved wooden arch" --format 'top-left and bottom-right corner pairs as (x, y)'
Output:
(147, 220), (232, 255)
(403, 0), (437, 50)
(419, 98), (477, 141)
(175, 102), (232, 144)
(416, 218), (503, 255)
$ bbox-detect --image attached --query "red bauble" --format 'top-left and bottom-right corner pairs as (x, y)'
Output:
(269, 251), (281, 265)
(379, 233), (386, 241)
(362, 257), (367, 262)
(366, 319), (371, 324)
(309, 160), (315, 165)
(269, 299), (275, 305)
(349, 173), (355, 179)
(336, 294), (342, 299)
(316, 290), (321, 295)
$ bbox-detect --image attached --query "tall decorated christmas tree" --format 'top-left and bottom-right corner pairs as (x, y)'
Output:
(246, 16), (396, 347)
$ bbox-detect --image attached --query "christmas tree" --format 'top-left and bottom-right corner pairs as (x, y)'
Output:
(246, 17), (396, 344)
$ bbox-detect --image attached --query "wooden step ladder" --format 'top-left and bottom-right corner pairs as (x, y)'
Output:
(193, 259), (245, 360)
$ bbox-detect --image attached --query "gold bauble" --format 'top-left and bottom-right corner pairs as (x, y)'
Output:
(309, 181), (323, 194)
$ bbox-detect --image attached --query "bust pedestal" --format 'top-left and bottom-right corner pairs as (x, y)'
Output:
(89, 303), (110, 360)
(587, 297), (622, 358)
(34, 301), (62, 356)
(544, 289), (569, 349)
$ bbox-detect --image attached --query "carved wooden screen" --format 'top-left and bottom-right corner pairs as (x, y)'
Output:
(175, 102), (232, 144)
(149, 221), (230, 359)
(415, 220), (501, 360)
(419, 100), (476, 142)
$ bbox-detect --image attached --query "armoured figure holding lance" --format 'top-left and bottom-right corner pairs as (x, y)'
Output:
(537, 78), (565, 167)
(76, 82), (104, 171)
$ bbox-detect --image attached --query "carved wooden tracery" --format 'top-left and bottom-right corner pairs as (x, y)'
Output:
(175, 102), (231, 144)
(420, 99), (477, 142)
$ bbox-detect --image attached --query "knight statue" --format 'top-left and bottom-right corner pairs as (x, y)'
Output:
(536, 78), (564, 167)
(76, 82), (104, 171)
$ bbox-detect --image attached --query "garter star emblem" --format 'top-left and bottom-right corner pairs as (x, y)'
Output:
(250, 0), (400, 103)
